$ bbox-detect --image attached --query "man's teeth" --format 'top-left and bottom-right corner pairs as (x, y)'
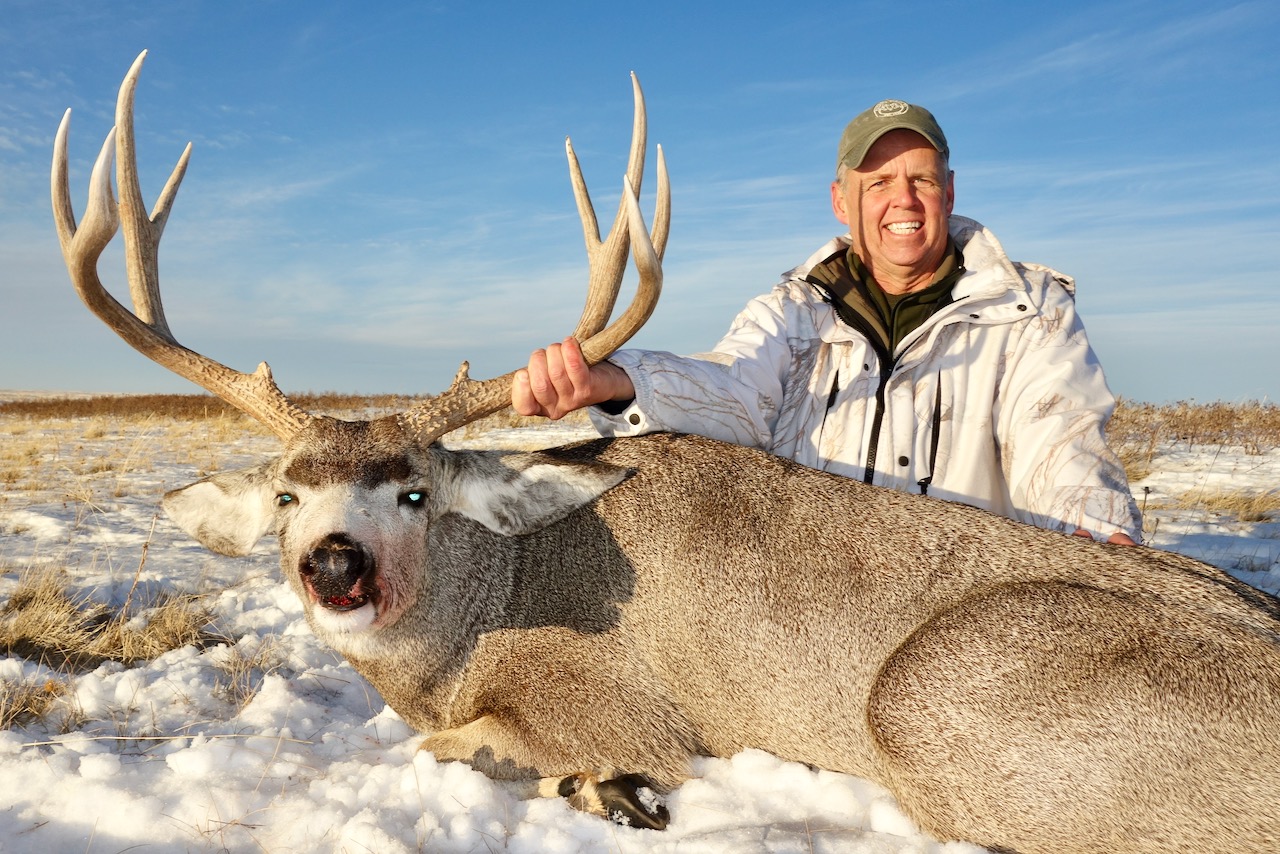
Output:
(886, 222), (922, 234)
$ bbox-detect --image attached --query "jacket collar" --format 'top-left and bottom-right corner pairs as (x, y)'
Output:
(791, 215), (1068, 346)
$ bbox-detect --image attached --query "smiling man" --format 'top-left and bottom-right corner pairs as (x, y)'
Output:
(514, 100), (1141, 545)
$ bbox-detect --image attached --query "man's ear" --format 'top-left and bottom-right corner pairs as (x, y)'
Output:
(831, 179), (850, 226)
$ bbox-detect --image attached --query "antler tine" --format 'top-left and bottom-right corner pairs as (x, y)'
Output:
(397, 74), (668, 446)
(52, 50), (313, 441)
(567, 71), (648, 342)
(115, 50), (184, 338)
(579, 152), (667, 365)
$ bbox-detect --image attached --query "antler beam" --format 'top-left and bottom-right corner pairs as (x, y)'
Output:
(52, 50), (313, 440)
(53, 54), (667, 447)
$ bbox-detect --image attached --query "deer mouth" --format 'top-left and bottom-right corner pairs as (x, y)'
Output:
(300, 534), (378, 614)
(319, 590), (370, 612)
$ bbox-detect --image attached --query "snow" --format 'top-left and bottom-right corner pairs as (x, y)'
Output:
(2, 416), (1278, 853)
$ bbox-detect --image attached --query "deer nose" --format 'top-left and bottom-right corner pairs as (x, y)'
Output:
(301, 533), (373, 599)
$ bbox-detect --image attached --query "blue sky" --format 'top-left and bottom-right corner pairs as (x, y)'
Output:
(2, 0), (1277, 403)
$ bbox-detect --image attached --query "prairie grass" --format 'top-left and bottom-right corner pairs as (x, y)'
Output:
(0, 561), (220, 731)
(3, 391), (1272, 448)
(0, 566), (215, 671)
(1166, 489), (1280, 523)
(1107, 398), (1280, 481)
(0, 392), (427, 422)
(0, 674), (66, 729)
(0, 392), (591, 433)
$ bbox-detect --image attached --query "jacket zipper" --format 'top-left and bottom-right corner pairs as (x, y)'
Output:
(864, 292), (934, 484)
(816, 281), (972, 487)
(864, 293), (977, 486)
(862, 349), (895, 484)
(817, 291), (893, 485)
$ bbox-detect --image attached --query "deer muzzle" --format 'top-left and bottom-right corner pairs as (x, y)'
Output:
(301, 533), (376, 612)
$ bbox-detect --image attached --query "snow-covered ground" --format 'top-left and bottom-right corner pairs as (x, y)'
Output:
(1, 413), (1277, 853)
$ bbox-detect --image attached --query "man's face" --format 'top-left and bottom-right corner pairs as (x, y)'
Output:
(830, 129), (955, 294)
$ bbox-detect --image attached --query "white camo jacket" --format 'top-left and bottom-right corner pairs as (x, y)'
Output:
(590, 215), (1143, 541)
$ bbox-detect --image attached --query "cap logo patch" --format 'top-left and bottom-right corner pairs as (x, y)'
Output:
(873, 99), (910, 118)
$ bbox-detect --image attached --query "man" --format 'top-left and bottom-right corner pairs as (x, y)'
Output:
(513, 99), (1141, 544)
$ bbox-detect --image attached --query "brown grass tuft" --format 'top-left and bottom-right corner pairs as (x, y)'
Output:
(0, 675), (68, 729)
(1168, 489), (1280, 523)
(0, 568), (215, 673)
(211, 635), (288, 710)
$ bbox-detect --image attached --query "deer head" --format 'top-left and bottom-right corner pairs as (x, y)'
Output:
(52, 51), (669, 641)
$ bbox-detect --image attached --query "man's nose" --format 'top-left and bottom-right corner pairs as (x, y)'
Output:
(890, 180), (920, 206)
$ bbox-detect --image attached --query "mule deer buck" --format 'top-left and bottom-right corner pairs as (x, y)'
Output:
(54, 52), (1280, 853)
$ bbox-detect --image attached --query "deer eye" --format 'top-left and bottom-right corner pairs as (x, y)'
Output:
(399, 490), (426, 508)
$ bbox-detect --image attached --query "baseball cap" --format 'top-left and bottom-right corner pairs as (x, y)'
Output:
(836, 100), (948, 170)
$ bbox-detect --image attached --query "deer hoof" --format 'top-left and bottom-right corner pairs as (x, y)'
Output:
(597, 773), (670, 830)
(557, 771), (670, 830)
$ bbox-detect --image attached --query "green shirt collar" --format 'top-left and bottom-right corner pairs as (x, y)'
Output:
(806, 239), (965, 356)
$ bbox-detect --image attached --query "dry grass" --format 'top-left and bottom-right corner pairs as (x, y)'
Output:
(0, 395), (589, 497)
(1108, 399), (1280, 481)
(1165, 489), (1280, 523)
(0, 561), (222, 731)
(210, 635), (288, 710)
(0, 392), (593, 431)
(0, 392), (428, 421)
(0, 567), (215, 672)
(0, 674), (67, 729)
(4, 392), (1269, 462)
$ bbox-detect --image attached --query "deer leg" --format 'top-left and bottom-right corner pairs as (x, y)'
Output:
(420, 716), (673, 829)
(553, 771), (670, 830)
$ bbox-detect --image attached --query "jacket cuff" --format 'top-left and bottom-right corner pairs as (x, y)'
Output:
(587, 353), (655, 436)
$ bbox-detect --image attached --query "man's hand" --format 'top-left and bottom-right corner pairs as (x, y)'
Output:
(512, 337), (636, 420)
(1072, 528), (1138, 546)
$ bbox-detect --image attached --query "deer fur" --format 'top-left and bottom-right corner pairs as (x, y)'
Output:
(163, 418), (1280, 853)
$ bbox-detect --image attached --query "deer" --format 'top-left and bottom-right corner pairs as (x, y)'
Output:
(53, 52), (1280, 853)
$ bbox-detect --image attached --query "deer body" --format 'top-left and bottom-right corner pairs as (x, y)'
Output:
(55, 54), (1280, 852)
(164, 425), (1280, 853)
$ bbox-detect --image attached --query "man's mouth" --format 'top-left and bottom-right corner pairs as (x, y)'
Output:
(885, 221), (922, 235)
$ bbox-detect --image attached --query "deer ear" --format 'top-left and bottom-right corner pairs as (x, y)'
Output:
(441, 451), (630, 536)
(162, 461), (278, 556)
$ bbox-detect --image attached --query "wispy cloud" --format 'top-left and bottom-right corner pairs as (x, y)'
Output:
(931, 1), (1274, 102)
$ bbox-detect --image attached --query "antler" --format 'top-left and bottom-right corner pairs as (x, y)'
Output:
(53, 55), (665, 447)
(52, 50), (314, 441)
(397, 73), (669, 445)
